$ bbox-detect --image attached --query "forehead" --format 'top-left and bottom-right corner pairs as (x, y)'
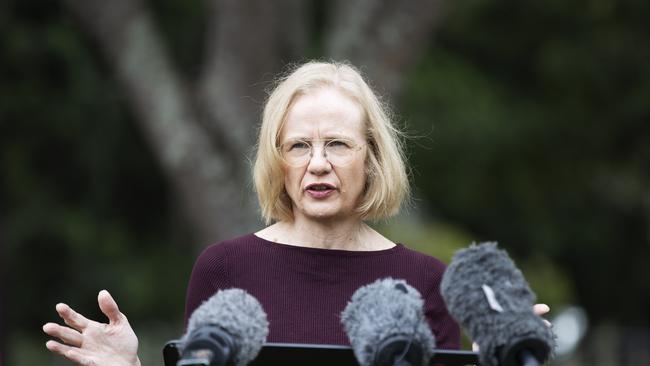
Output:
(280, 87), (365, 140)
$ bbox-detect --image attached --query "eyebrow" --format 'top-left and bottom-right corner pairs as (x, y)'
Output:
(282, 134), (355, 141)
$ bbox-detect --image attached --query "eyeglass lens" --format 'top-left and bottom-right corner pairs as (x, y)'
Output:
(281, 139), (360, 166)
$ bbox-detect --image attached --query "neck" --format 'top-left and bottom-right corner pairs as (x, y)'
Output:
(288, 216), (367, 250)
(259, 216), (393, 251)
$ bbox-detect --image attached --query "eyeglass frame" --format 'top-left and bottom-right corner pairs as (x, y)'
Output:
(277, 137), (366, 167)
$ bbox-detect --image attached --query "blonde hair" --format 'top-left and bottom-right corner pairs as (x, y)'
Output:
(253, 61), (410, 223)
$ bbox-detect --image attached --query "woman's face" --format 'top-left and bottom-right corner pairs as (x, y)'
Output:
(280, 87), (367, 222)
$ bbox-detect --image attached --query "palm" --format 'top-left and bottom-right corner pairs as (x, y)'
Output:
(43, 290), (141, 366)
(79, 320), (138, 363)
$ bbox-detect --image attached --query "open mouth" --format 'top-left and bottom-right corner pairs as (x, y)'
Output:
(306, 183), (336, 191)
(305, 183), (337, 198)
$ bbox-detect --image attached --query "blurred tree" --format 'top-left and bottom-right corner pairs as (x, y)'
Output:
(403, 0), (650, 324)
(0, 1), (446, 362)
(3, 1), (650, 365)
(62, 0), (444, 245)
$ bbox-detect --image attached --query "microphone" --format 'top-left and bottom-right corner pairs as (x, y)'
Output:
(341, 278), (436, 366)
(440, 243), (555, 366)
(179, 288), (269, 366)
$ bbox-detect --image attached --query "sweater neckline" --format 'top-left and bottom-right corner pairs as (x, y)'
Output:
(251, 233), (404, 257)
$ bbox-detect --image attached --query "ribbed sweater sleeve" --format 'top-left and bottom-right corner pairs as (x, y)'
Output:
(183, 242), (230, 324)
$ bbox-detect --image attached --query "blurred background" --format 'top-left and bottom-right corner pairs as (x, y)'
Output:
(1, 0), (649, 365)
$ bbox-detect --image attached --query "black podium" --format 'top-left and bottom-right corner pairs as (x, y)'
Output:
(164, 341), (479, 366)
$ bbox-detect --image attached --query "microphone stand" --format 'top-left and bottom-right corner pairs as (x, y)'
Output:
(499, 337), (549, 366)
(517, 349), (542, 366)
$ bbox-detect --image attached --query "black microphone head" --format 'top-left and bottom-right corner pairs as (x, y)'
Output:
(341, 278), (435, 366)
(440, 242), (555, 366)
(183, 288), (269, 366)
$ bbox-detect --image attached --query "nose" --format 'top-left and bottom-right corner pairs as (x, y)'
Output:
(307, 145), (332, 174)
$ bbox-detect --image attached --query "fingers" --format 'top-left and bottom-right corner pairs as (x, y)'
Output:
(43, 322), (83, 347)
(45, 340), (91, 365)
(98, 289), (124, 325)
(533, 303), (550, 316)
(533, 303), (553, 328)
(56, 303), (90, 331)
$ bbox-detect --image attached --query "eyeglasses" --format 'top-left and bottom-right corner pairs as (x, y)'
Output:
(279, 138), (365, 167)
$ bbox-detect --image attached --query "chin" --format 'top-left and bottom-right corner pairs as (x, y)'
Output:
(304, 209), (339, 220)
(298, 204), (345, 221)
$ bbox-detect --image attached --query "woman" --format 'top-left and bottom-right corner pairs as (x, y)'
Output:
(184, 62), (459, 346)
(43, 61), (548, 365)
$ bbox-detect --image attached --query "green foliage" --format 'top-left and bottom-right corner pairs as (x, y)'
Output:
(376, 219), (574, 308)
(402, 0), (650, 324)
(1, 0), (649, 364)
(0, 2), (196, 362)
(376, 218), (473, 264)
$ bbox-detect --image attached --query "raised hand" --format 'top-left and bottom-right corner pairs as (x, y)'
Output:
(43, 290), (141, 366)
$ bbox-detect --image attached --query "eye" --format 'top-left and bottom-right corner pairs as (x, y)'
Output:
(327, 139), (353, 150)
(285, 140), (310, 153)
(291, 141), (310, 149)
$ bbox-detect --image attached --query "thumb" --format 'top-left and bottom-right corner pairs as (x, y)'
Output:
(98, 289), (124, 325)
(533, 303), (550, 316)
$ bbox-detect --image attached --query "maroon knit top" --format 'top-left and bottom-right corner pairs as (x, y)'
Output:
(184, 233), (460, 349)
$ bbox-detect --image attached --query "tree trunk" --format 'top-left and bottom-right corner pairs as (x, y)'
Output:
(65, 0), (443, 246)
(66, 0), (260, 245)
(326, 0), (444, 99)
